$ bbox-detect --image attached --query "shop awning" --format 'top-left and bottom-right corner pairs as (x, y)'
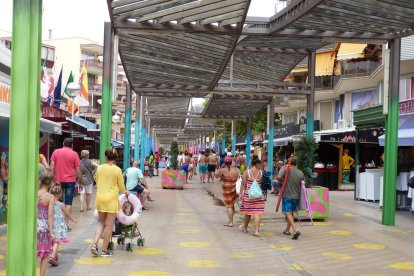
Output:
(111, 140), (123, 149)
(379, 129), (414, 146)
(337, 43), (367, 61)
(1, 102), (62, 134)
(315, 52), (336, 76)
(263, 136), (293, 146)
(67, 116), (100, 138)
(40, 118), (62, 135)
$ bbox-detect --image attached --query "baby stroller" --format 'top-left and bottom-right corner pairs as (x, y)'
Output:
(261, 170), (272, 200)
(109, 193), (145, 252)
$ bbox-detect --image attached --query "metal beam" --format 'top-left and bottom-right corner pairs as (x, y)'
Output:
(123, 84), (132, 170)
(268, 0), (325, 34)
(114, 22), (239, 35)
(235, 46), (309, 54)
(138, 87), (310, 96)
(218, 80), (311, 87)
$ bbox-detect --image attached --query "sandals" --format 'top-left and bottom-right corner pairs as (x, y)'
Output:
(49, 256), (58, 266)
(238, 225), (248, 233)
(91, 243), (99, 256)
(283, 230), (291, 236)
(292, 231), (301, 240)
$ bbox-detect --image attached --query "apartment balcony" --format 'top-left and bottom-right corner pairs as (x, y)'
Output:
(340, 60), (380, 78)
(80, 59), (103, 76)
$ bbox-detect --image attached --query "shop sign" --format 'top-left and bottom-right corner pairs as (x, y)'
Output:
(275, 122), (294, 138)
(321, 129), (381, 143)
(399, 98), (414, 115)
(0, 82), (10, 104)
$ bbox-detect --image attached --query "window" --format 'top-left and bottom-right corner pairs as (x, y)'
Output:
(81, 51), (95, 61)
(399, 78), (411, 101)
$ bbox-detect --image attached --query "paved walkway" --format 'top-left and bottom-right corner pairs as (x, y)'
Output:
(1, 169), (414, 275)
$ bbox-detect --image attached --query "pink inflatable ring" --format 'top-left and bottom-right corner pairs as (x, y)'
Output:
(117, 193), (142, 226)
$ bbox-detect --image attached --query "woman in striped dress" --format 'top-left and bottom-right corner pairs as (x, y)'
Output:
(239, 157), (265, 236)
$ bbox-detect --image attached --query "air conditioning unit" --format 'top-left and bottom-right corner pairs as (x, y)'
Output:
(338, 119), (347, 129)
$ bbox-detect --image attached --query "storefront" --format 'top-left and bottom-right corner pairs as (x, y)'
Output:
(354, 101), (414, 212)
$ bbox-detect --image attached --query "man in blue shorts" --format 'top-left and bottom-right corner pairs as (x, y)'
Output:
(277, 157), (304, 240)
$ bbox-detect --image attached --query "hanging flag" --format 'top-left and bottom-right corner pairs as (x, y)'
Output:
(40, 63), (54, 101)
(80, 60), (89, 103)
(66, 97), (79, 115)
(63, 71), (74, 98)
(52, 67), (63, 108)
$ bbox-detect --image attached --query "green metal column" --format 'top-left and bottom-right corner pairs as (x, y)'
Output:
(382, 38), (401, 226)
(134, 92), (141, 161)
(267, 97), (275, 174)
(7, 0), (42, 275)
(100, 22), (114, 164)
(246, 117), (252, 167)
(123, 85), (132, 170)
(306, 51), (316, 137)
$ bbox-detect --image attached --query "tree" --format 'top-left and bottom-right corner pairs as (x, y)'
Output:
(293, 135), (318, 186)
(170, 140), (179, 170)
(159, 146), (165, 156)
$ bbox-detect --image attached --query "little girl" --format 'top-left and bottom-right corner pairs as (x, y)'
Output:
(37, 172), (55, 276)
(49, 184), (77, 266)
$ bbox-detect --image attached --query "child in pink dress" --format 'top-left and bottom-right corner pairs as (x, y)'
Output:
(37, 172), (55, 276)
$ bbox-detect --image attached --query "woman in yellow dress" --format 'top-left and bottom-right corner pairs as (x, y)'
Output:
(91, 148), (128, 257)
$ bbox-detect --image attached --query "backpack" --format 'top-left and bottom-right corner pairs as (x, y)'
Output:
(261, 170), (272, 192)
(248, 170), (263, 199)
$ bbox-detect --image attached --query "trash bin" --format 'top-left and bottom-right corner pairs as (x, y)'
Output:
(326, 168), (338, 190)
(313, 163), (326, 187)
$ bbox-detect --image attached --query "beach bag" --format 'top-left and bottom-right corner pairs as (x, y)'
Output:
(248, 170), (262, 199)
(236, 176), (242, 195)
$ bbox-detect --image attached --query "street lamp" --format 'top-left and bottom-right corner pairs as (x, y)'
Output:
(66, 82), (80, 144)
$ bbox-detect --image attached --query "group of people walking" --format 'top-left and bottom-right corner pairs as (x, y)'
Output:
(37, 138), (156, 275)
(212, 153), (304, 240)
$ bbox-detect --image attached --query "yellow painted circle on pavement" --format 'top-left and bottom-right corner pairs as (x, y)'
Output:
(177, 229), (201, 234)
(353, 243), (385, 250)
(177, 212), (193, 216)
(133, 248), (166, 255)
(261, 231), (274, 236)
(321, 252), (353, 260)
(314, 221), (332, 226)
(269, 244), (293, 251)
(328, 230), (352, 235)
(0, 268), (40, 276)
(187, 260), (220, 268)
(342, 213), (360, 217)
(129, 271), (172, 276)
(0, 236), (7, 241)
(75, 257), (114, 265)
(179, 241), (210, 248)
(230, 252), (254, 259)
(178, 219), (197, 224)
(0, 255), (4, 260)
(388, 262), (414, 270)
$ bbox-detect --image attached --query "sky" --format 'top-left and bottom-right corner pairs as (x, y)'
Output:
(0, 0), (279, 44)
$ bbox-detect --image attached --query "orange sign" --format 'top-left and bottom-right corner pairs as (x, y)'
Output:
(0, 82), (10, 104)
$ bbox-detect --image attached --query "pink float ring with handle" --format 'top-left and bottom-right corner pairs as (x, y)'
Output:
(116, 193), (142, 226)
(94, 194), (142, 226)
